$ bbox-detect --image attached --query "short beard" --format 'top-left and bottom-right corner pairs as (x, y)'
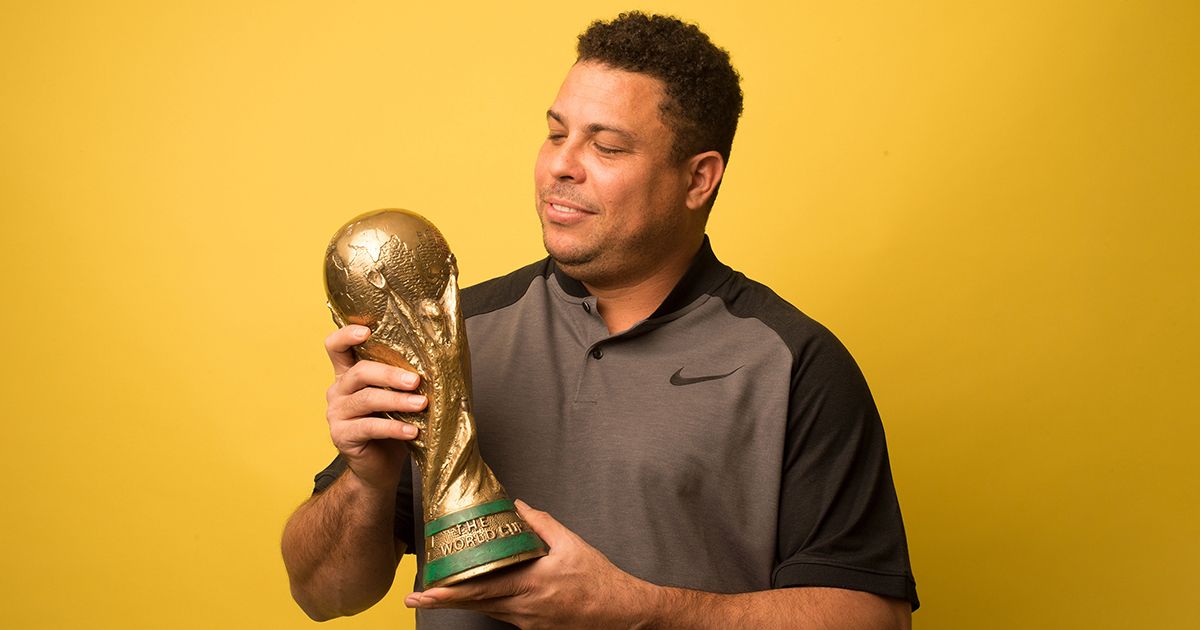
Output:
(542, 234), (598, 268)
(537, 183), (601, 270)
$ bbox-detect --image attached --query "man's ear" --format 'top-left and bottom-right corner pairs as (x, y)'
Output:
(684, 150), (726, 211)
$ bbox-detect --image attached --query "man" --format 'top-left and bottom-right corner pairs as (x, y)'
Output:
(282, 12), (918, 629)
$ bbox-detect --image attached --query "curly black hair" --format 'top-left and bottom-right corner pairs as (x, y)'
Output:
(577, 11), (743, 166)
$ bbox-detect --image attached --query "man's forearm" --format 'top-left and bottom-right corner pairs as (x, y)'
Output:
(281, 470), (403, 621)
(642, 584), (911, 630)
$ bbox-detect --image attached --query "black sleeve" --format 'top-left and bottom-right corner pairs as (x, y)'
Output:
(773, 331), (919, 611)
(311, 454), (417, 555)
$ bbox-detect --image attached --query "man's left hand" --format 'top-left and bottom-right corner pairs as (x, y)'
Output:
(404, 500), (656, 629)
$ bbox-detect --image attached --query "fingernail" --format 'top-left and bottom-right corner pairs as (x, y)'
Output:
(408, 394), (427, 407)
(401, 373), (418, 388)
(355, 326), (370, 338)
(402, 424), (418, 438)
(515, 499), (530, 510)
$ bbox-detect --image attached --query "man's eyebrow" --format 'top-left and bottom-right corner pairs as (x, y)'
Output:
(546, 109), (637, 141)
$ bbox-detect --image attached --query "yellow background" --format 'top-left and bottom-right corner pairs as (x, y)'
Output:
(2, 1), (1196, 628)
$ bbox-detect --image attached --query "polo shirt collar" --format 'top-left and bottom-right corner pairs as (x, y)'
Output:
(549, 235), (732, 319)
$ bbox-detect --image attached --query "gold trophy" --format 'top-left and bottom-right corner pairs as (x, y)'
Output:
(323, 209), (548, 587)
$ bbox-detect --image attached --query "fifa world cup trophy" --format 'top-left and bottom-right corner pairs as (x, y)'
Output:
(323, 209), (548, 587)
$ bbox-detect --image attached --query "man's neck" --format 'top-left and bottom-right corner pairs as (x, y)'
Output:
(581, 240), (701, 334)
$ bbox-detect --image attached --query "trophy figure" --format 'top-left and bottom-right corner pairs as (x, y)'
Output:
(323, 209), (548, 587)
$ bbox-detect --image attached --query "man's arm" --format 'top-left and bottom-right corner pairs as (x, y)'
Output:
(650, 585), (911, 630)
(405, 501), (911, 630)
(282, 469), (405, 621)
(281, 325), (425, 620)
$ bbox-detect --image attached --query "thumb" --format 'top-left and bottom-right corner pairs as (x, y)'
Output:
(514, 499), (570, 547)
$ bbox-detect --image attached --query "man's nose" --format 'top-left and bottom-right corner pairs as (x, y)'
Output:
(549, 141), (585, 182)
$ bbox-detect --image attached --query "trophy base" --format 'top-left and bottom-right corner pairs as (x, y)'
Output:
(423, 499), (549, 588)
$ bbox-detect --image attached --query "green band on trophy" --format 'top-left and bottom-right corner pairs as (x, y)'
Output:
(423, 532), (547, 586)
(424, 499), (516, 537)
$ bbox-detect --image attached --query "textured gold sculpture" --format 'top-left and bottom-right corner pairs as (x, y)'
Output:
(324, 209), (547, 587)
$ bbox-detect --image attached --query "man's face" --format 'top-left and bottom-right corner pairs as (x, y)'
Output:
(534, 62), (696, 286)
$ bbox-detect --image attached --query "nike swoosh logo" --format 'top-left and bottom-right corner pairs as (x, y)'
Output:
(670, 365), (743, 386)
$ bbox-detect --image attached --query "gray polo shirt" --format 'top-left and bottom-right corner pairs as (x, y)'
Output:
(314, 238), (918, 627)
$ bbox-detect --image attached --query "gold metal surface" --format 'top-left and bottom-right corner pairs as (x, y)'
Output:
(427, 511), (527, 562)
(323, 209), (546, 584)
(425, 549), (550, 589)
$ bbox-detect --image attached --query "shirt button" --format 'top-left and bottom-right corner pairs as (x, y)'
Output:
(590, 347), (603, 360)
(582, 302), (592, 313)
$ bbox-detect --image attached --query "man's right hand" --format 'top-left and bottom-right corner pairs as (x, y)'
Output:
(324, 324), (427, 492)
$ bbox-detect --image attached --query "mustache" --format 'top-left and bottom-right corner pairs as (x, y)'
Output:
(539, 183), (595, 211)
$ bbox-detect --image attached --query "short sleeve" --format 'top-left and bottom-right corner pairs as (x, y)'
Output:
(311, 454), (417, 555)
(773, 332), (919, 610)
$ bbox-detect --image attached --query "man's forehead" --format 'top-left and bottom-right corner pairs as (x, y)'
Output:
(546, 62), (667, 133)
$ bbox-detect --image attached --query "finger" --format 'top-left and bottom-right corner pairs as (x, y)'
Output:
(334, 360), (421, 396)
(515, 500), (569, 547)
(406, 593), (516, 617)
(335, 388), (427, 420)
(405, 579), (519, 608)
(339, 416), (418, 443)
(325, 325), (371, 375)
(404, 589), (462, 609)
(417, 561), (534, 605)
(405, 589), (457, 609)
